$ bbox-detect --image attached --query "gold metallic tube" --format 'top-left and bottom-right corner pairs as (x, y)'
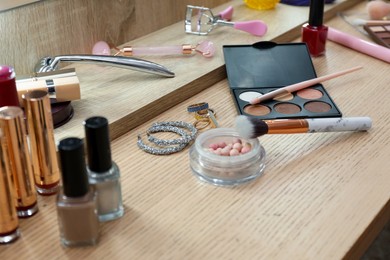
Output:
(0, 129), (20, 244)
(16, 68), (80, 105)
(0, 106), (38, 217)
(23, 90), (60, 195)
(265, 119), (309, 134)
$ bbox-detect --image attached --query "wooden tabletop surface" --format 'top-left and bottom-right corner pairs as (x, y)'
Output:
(1, 0), (389, 259)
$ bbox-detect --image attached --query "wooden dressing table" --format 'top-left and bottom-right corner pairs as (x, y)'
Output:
(1, 0), (389, 259)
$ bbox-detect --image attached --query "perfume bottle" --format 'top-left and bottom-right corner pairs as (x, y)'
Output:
(56, 137), (99, 247)
(0, 130), (20, 244)
(84, 116), (124, 222)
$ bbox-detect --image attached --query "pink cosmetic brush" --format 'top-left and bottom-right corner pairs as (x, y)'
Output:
(250, 66), (362, 104)
(328, 27), (390, 64)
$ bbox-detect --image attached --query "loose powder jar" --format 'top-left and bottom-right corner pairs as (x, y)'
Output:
(189, 128), (266, 186)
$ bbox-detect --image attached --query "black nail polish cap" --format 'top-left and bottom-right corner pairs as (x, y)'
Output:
(58, 137), (89, 197)
(308, 0), (325, 27)
(84, 116), (112, 173)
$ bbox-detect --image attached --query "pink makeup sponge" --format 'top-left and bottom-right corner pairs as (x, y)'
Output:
(367, 0), (390, 20)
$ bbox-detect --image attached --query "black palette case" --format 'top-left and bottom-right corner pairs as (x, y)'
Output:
(223, 42), (342, 119)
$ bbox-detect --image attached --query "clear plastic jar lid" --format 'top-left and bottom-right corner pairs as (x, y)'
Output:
(189, 128), (266, 186)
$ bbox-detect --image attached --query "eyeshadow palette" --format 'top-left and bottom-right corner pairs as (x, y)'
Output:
(223, 42), (342, 120)
(364, 24), (390, 48)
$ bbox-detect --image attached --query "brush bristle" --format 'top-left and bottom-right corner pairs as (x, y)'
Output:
(235, 116), (268, 139)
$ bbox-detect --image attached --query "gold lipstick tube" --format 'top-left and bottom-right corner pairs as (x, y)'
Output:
(0, 106), (38, 217)
(0, 129), (20, 244)
(16, 69), (80, 105)
(23, 90), (60, 195)
(265, 119), (309, 134)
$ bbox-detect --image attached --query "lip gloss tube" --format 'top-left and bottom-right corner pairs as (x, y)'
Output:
(23, 90), (60, 195)
(0, 106), (38, 218)
(0, 129), (20, 244)
(0, 65), (20, 107)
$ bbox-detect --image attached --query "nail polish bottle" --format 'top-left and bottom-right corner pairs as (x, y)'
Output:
(56, 137), (99, 247)
(84, 116), (124, 222)
(0, 65), (19, 107)
(0, 130), (20, 244)
(301, 0), (328, 56)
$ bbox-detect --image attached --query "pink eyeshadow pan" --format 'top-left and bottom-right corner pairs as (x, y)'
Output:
(296, 88), (323, 99)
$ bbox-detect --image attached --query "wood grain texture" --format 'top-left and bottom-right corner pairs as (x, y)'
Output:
(0, 0), (228, 74)
(2, 0), (389, 259)
(1, 11), (389, 256)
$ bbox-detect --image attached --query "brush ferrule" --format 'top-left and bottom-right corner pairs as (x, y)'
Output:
(264, 119), (309, 134)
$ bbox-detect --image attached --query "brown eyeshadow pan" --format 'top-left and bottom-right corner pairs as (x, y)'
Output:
(364, 24), (390, 48)
(274, 103), (301, 114)
(304, 101), (331, 113)
(243, 104), (271, 116)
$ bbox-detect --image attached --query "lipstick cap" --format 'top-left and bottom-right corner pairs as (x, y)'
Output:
(58, 138), (89, 197)
(23, 90), (60, 195)
(84, 116), (112, 173)
(308, 0), (325, 26)
(0, 129), (20, 244)
(0, 65), (19, 107)
(0, 106), (38, 217)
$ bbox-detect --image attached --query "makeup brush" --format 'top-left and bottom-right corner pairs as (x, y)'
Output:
(235, 115), (372, 139)
(352, 18), (390, 26)
(249, 66), (362, 104)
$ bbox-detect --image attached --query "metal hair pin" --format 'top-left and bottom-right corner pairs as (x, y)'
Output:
(35, 55), (175, 78)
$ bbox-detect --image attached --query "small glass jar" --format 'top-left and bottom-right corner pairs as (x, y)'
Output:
(189, 128), (266, 186)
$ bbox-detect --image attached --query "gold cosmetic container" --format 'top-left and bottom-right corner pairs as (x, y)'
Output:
(16, 69), (80, 105)
(0, 106), (38, 217)
(0, 129), (20, 244)
(23, 90), (60, 195)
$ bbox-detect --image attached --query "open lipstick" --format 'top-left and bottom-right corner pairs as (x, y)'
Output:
(302, 0), (328, 56)
(235, 115), (372, 139)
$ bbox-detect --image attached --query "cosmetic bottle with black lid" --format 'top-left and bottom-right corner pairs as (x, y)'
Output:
(84, 116), (124, 222)
(56, 137), (99, 247)
(301, 0), (328, 56)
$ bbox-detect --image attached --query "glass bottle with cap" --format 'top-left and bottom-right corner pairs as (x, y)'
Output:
(56, 137), (99, 247)
(84, 116), (124, 222)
